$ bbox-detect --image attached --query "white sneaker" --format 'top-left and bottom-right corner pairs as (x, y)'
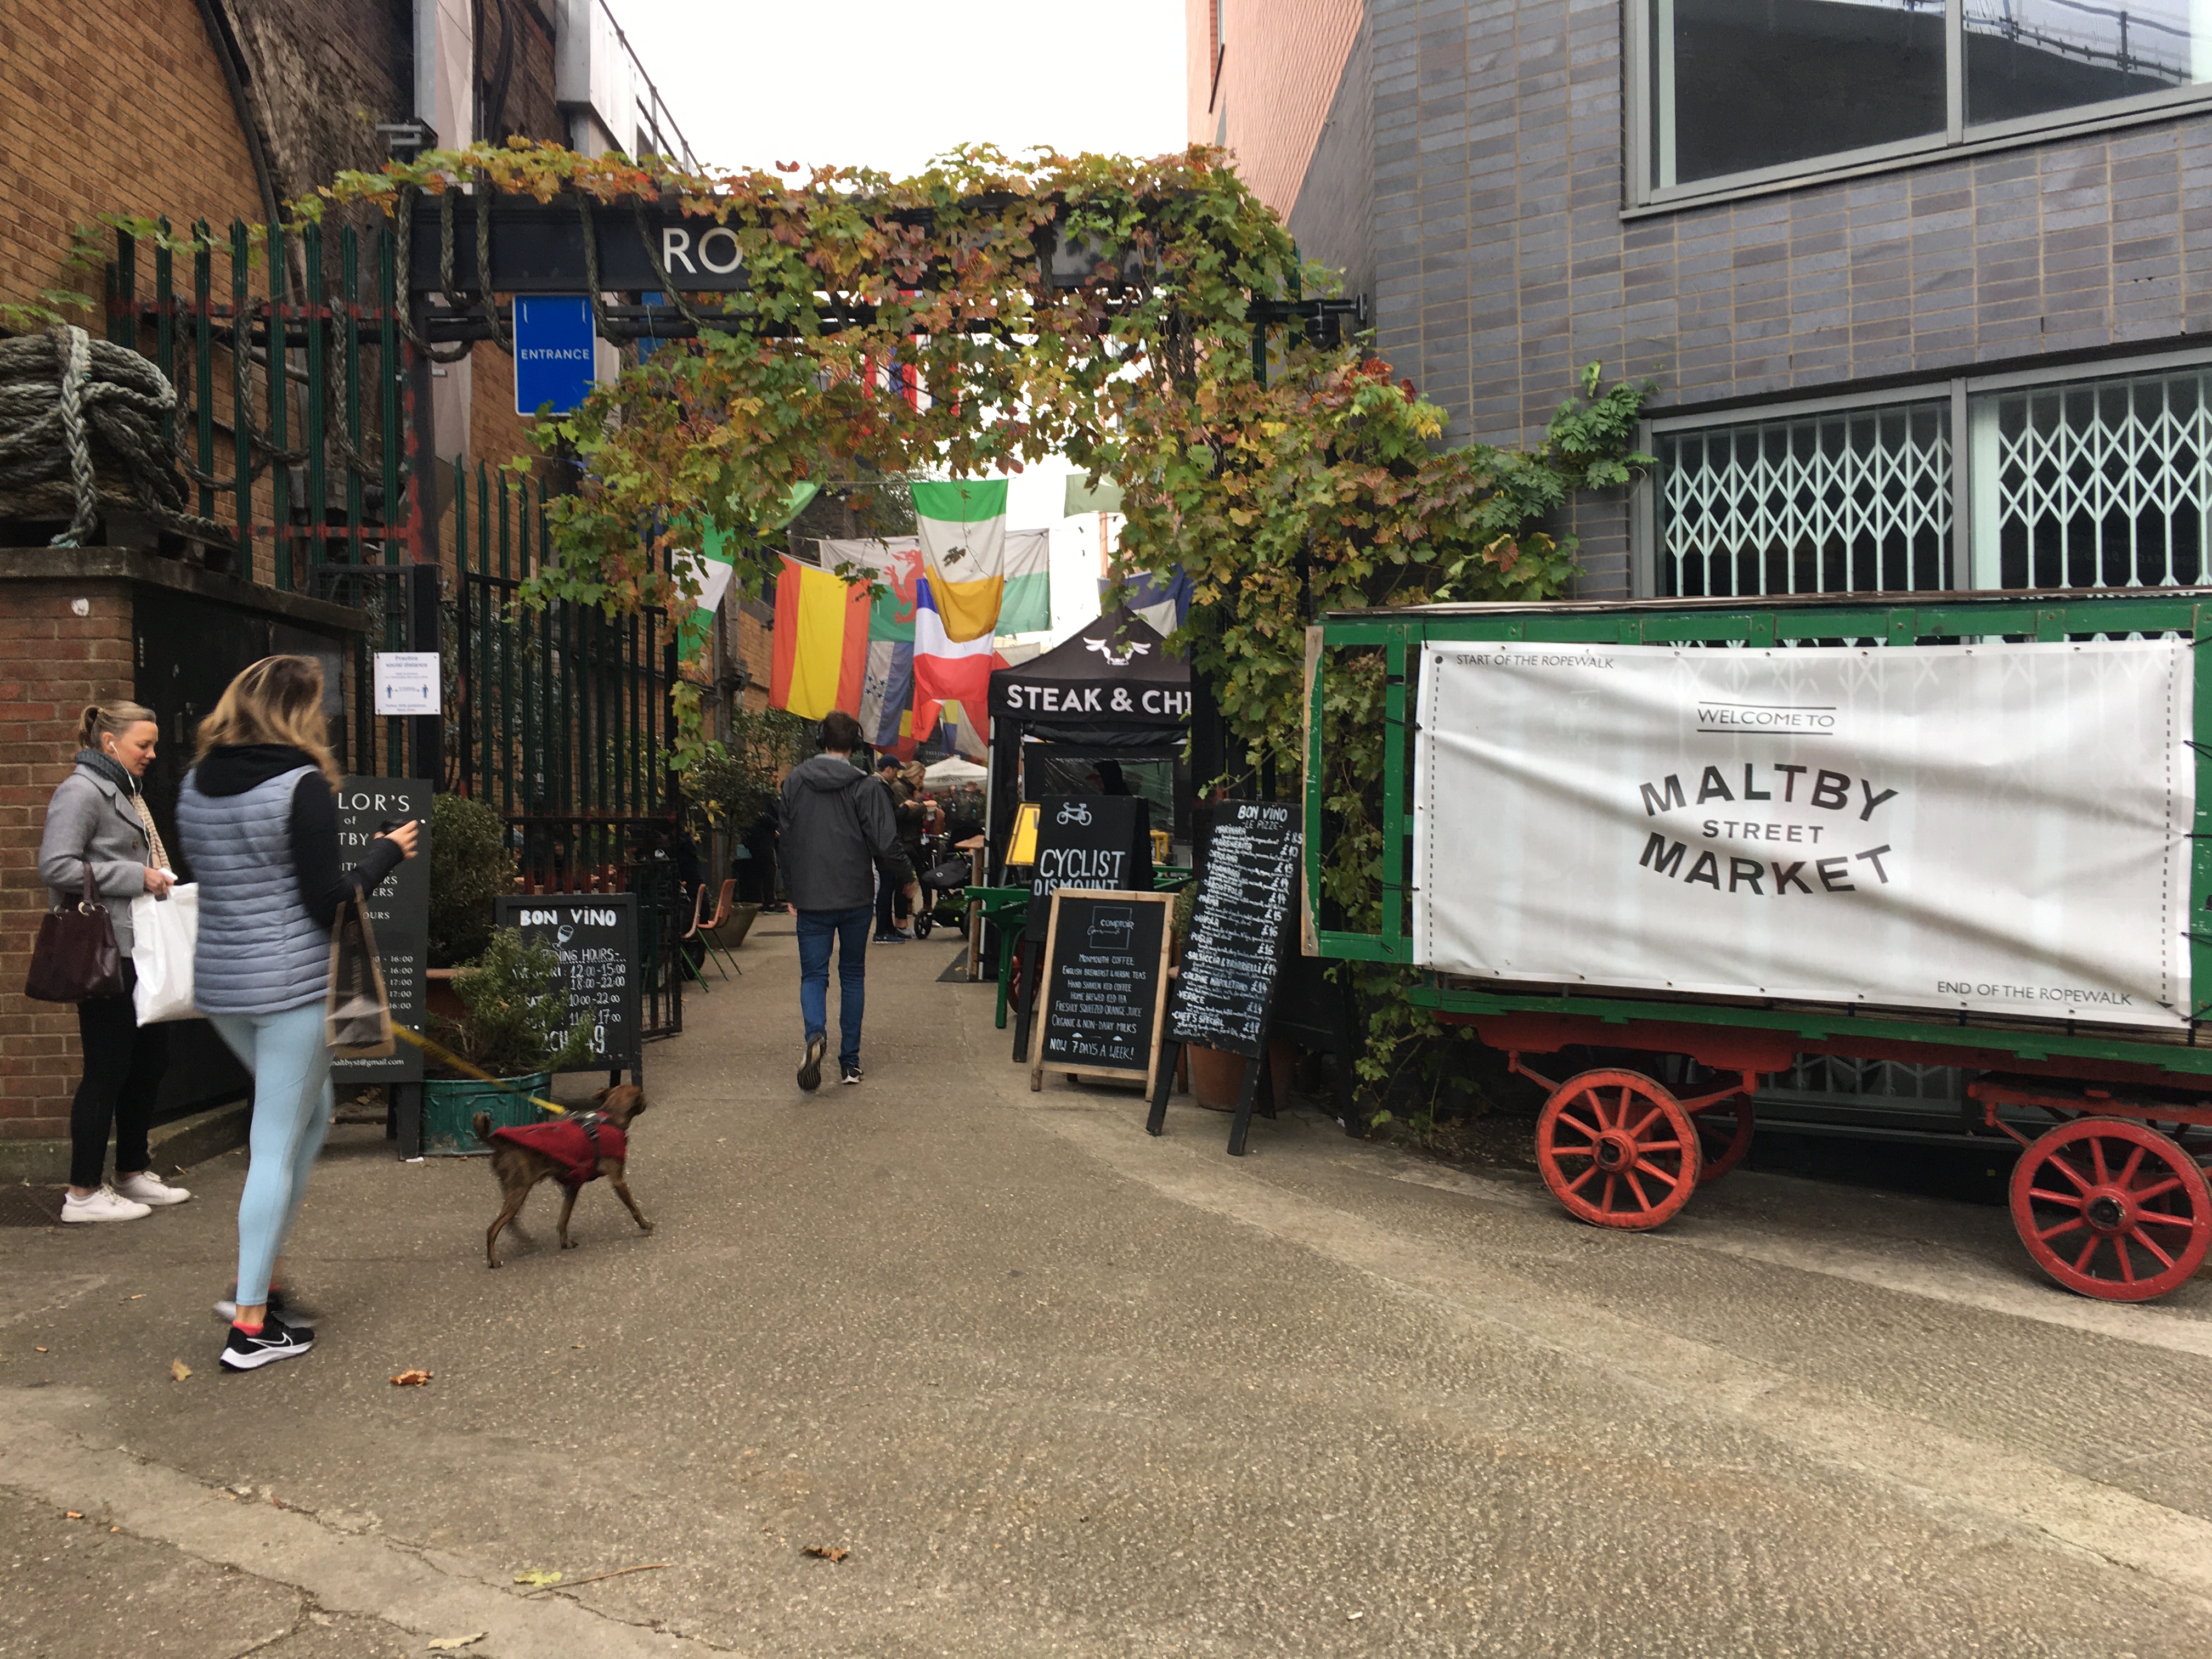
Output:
(60, 1187), (153, 1223)
(115, 1171), (190, 1206)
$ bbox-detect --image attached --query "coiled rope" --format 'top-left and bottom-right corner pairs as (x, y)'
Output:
(0, 326), (229, 546)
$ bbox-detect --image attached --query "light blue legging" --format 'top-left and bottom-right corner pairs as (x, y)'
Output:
(208, 1006), (333, 1309)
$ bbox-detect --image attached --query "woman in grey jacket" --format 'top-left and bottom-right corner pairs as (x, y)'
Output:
(36, 701), (189, 1223)
(176, 657), (417, 1373)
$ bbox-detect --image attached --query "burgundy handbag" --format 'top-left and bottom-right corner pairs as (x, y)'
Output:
(24, 863), (123, 1002)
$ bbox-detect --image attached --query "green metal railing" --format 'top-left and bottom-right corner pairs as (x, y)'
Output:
(108, 217), (409, 773)
(106, 222), (688, 1036)
(452, 458), (680, 889)
(452, 460), (685, 1038)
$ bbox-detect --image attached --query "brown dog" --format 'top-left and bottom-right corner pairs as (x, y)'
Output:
(472, 1084), (653, 1268)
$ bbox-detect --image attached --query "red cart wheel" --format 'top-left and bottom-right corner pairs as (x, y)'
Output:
(1537, 1069), (1702, 1231)
(2010, 1118), (2211, 1302)
(1692, 1098), (1755, 1185)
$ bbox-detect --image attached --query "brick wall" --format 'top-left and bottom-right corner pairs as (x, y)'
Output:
(0, 578), (136, 1139)
(732, 598), (775, 713)
(1287, 15), (1374, 309)
(225, 0), (407, 207)
(1188, 0), (1365, 222)
(0, 0), (264, 306)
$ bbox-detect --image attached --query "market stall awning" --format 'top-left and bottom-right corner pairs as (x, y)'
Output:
(987, 607), (1189, 736)
(922, 755), (989, 785)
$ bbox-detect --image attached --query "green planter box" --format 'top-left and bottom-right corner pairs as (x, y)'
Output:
(421, 1073), (553, 1156)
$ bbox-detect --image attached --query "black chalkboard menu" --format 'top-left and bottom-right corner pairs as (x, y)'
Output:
(495, 893), (642, 1073)
(330, 777), (432, 1084)
(1168, 800), (1302, 1059)
(1028, 889), (1177, 1093)
(1027, 795), (1152, 934)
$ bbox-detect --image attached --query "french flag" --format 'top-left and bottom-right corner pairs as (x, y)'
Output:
(911, 577), (1000, 741)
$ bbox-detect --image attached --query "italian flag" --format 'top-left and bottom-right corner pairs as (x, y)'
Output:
(911, 480), (1050, 642)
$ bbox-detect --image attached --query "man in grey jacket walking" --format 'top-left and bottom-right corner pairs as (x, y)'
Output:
(780, 712), (918, 1090)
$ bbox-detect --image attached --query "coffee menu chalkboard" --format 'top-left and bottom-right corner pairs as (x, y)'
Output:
(495, 893), (642, 1072)
(330, 777), (432, 1082)
(1169, 800), (1302, 1059)
(1029, 889), (1176, 1093)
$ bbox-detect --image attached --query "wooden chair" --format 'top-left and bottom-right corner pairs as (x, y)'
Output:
(696, 878), (741, 979)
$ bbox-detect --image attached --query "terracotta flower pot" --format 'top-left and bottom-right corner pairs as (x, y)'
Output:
(425, 967), (466, 1024)
(1188, 1045), (1246, 1110)
(1187, 1041), (1299, 1113)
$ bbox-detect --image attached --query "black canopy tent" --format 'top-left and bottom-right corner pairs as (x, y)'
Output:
(986, 607), (1191, 882)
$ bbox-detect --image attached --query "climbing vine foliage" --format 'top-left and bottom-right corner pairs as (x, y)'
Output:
(315, 139), (1652, 1094)
(318, 139), (1647, 761)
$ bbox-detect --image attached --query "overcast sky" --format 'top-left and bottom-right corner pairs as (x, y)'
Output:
(614, 1), (1187, 639)
(614, 1), (1189, 181)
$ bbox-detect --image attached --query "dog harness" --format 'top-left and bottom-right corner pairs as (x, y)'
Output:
(488, 1112), (627, 1188)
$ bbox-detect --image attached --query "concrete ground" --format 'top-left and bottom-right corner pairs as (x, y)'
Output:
(3, 921), (2209, 1658)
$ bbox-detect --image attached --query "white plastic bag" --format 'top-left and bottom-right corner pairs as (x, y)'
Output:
(129, 881), (199, 1024)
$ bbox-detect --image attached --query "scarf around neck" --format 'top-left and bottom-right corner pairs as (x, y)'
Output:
(76, 747), (168, 872)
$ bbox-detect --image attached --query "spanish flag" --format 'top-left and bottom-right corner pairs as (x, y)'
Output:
(769, 556), (871, 720)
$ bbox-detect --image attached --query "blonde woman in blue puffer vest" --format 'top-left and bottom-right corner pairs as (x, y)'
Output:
(176, 657), (417, 1374)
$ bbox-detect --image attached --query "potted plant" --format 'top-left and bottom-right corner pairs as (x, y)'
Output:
(426, 792), (520, 1022)
(420, 928), (596, 1155)
(1166, 883), (1243, 1108)
(1168, 883), (1293, 1112)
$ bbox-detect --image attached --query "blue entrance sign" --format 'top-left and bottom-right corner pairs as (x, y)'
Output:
(513, 295), (596, 415)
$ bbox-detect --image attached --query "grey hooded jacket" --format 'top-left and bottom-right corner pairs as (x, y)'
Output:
(778, 754), (913, 912)
(37, 754), (156, 953)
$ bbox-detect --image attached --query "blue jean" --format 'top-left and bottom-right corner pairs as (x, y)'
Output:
(209, 1006), (332, 1308)
(796, 904), (872, 1065)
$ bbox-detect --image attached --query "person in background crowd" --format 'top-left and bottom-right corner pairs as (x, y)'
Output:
(176, 656), (419, 1373)
(37, 701), (187, 1223)
(669, 826), (707, 910)
(873, 755), (925, 943)
(738, 789), (783, 910)
(783, 714), (917, 1090)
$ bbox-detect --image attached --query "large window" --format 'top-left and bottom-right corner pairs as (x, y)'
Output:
(1651, 357), (2212, 596)
(1643, 0), (2212, 199)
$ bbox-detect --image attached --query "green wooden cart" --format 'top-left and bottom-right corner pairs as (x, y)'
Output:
(1304, 587), (2212, 1303)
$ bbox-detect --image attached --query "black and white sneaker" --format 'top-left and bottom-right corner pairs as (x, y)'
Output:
(219, 1315), (314, 1373)
(798, 1035), (826, 1093)
(839, 1060), (864, 1085)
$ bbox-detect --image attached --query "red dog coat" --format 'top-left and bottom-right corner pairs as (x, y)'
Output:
(488, 1115), (627, 1188)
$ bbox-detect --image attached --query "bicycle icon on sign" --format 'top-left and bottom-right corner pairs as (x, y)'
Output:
(1056, 801), (1092, 827)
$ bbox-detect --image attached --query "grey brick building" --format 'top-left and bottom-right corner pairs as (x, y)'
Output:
(1206, 0), (2212, 600)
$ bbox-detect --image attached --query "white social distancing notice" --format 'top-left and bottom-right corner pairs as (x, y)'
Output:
(1412, 639), (2193, 1029)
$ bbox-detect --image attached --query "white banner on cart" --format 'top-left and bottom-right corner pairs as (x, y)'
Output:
(1412, 638), (2194, 1029)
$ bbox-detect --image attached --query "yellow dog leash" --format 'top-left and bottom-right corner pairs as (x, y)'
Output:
(387, 1024), (569, 1114)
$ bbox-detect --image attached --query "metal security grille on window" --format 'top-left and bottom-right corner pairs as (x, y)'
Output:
(1659, 404), (1952, 596)
(1970, 367), (2212, 589)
